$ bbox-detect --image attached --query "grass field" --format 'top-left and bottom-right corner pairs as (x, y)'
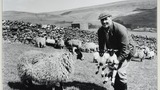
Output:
(2, 40), (157, 90)
(128, 30), (157, 38)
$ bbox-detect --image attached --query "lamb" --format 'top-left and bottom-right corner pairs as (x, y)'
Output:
(132, 46), (145, 62)
(142, 46), (155, 59)
(35, 36), (46, 48)
(143, 46), (150, 54)
(72, 47), (84, 60)
(57, 38), (65, 49)
(93, 49), (119, 86)
(17, 50), (74, 90)
(145, 50), (155, 59)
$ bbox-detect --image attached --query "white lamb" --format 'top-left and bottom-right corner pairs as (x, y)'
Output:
(57, 38), (65, 49)
(145, 50), (155, 59)
(142, 46), (155, 59)
(133, 46), (145, 62)
(46, 38), (56, 47)
(93, 49), (119, 86)
(35, 36), (46, 48)
(17, 50), (74, 89)
(106, 49), (119, 86)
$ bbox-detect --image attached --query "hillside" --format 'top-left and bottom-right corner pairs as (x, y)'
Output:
(114, 7), (157, 28)
(2, 0), (157, 28)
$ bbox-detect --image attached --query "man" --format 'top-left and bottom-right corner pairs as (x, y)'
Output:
(97, 12), (131, 90)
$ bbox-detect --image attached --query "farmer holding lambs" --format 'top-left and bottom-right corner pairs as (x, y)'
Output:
(97, 12), (131, 90)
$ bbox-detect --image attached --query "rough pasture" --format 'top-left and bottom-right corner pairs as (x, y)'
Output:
(2, 41), (157, 90)
(128, 30), (157, 38)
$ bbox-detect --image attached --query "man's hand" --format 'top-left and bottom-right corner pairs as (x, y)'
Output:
(108, 59), (119, 70)
(108, 64), (118, 70)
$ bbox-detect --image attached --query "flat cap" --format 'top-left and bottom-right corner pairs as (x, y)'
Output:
(98, 12), (112, 20)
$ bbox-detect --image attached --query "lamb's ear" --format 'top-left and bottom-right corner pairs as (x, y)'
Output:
(114, 49), (118, 52)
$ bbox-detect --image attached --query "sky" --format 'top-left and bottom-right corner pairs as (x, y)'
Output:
(3, 0), (126, 13)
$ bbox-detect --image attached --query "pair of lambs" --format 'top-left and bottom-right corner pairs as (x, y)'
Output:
(93, 49), (119, 86)
(17, 50), (75, 90)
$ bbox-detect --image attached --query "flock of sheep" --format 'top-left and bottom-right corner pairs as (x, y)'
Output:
(129, 34), (156, 62)
(2, 20), (157, 90)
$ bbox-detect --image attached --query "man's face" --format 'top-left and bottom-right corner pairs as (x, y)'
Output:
(100, 17), (112, 28)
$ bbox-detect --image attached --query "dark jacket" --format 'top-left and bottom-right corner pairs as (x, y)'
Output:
(97, 22), (130, 63)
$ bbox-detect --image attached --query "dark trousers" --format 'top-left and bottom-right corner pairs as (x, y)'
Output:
(114, 74), (127, 90)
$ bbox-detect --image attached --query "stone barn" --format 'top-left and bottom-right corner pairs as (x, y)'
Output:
(71, 21), (88, 30)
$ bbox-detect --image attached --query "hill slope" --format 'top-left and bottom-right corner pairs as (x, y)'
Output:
(2, 0), (157, 28)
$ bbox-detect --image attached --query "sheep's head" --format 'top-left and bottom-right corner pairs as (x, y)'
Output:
(97, 53), (110, 66)
(107, 49), (118, 56)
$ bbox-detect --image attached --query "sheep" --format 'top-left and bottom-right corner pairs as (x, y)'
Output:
(35, 36), (46, 48)
(106, 49), (119, 86)
(55, 38), (65, 49)
(145, 50), (155, 59)
(65, 39), (82, 51)
(132, 46), (145, 62)
(46, 37), (56, 47)
(82, 42), (99, 53)
(142, 46), (150, 54)
(17, 50), (74, 90)
(93, 49), (119, 86)
(72, 47), (84, 60)
(142, 46), (155, 59)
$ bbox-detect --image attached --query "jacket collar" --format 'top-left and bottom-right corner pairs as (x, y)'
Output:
(109, 22), (114, 31)
(109, 22), (114, 36)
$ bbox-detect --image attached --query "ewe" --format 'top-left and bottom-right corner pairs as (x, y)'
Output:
(145, 50), (155, 59)
(143, 46), (155, 59)
(132, 46), (145, 62)
(83, 42), (99, 53)
(46, 37), (56, 47)
(17, 50), (74, 90)
(65, 39), (82, 50)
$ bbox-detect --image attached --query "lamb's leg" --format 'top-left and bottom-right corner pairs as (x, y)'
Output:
(103, 76), (109, 84)
(101, 70), (105, 77)
(111, 70), (118, 86)
(95, 65), (100, 74)
(37, 42), (40, 48)
(101, 65), (108, 77)
(103, 68), (110, 84)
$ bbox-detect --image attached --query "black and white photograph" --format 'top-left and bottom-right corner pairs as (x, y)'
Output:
(2, 0), (157, 90)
